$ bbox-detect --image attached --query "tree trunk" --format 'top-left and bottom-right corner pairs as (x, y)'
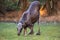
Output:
(0, 0), (6, 14)
(45, 0), (57, 16)
(18, 0), (28, 12)
(46, 0), (51, 16)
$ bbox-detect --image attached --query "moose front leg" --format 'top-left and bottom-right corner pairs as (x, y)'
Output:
(24, 28), (27, 36)
(28, 24), (34, 35)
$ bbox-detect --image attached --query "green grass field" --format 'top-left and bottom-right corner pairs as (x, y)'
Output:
(0, 22), (60, 40)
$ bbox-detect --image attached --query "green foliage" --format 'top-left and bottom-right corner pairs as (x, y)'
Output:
(0, 0), (46, 11)
(1, 0), (20, 11)
(28, 0), (46, 5)
(0, 23), (60, 40)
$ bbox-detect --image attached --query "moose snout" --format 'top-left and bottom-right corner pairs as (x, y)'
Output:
(17, 29), (21, 36)
(17, 23), (23, 36)
(17, 32), (20, 36)
(17, 27), (23, 36)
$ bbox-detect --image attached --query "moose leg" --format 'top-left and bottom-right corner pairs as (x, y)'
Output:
(36, 27), (40, 35)
(36, 21), (40, 35)
(24, 28), (27, 36)
(36, 14), (40, 35)
(28, 24), (34, 35)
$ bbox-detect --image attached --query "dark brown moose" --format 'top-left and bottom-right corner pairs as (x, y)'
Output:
(17, 1), (41, 36)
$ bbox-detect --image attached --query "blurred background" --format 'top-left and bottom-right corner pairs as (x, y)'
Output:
(0, 0), (60, 23)
(0, 0), (60, 40)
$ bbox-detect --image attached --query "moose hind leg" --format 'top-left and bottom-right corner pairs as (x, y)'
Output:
(36, 28), (40, 35)
(36, 20), (40, 35)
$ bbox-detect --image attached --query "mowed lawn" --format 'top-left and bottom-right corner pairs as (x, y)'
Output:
(0, 22), (60, 40)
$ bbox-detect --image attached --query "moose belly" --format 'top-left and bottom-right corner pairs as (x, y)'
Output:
(31, 15), (39, 24)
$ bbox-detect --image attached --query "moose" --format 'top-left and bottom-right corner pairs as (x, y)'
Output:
(17, 1), (41, 36)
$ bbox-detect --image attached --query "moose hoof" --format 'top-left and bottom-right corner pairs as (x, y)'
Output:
(18, 34), (20, 36)
(28, 32), (34, 35)
(36, 32), (40, 35)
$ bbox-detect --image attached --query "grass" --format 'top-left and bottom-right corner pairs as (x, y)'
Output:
(0, 22), (60, 40)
